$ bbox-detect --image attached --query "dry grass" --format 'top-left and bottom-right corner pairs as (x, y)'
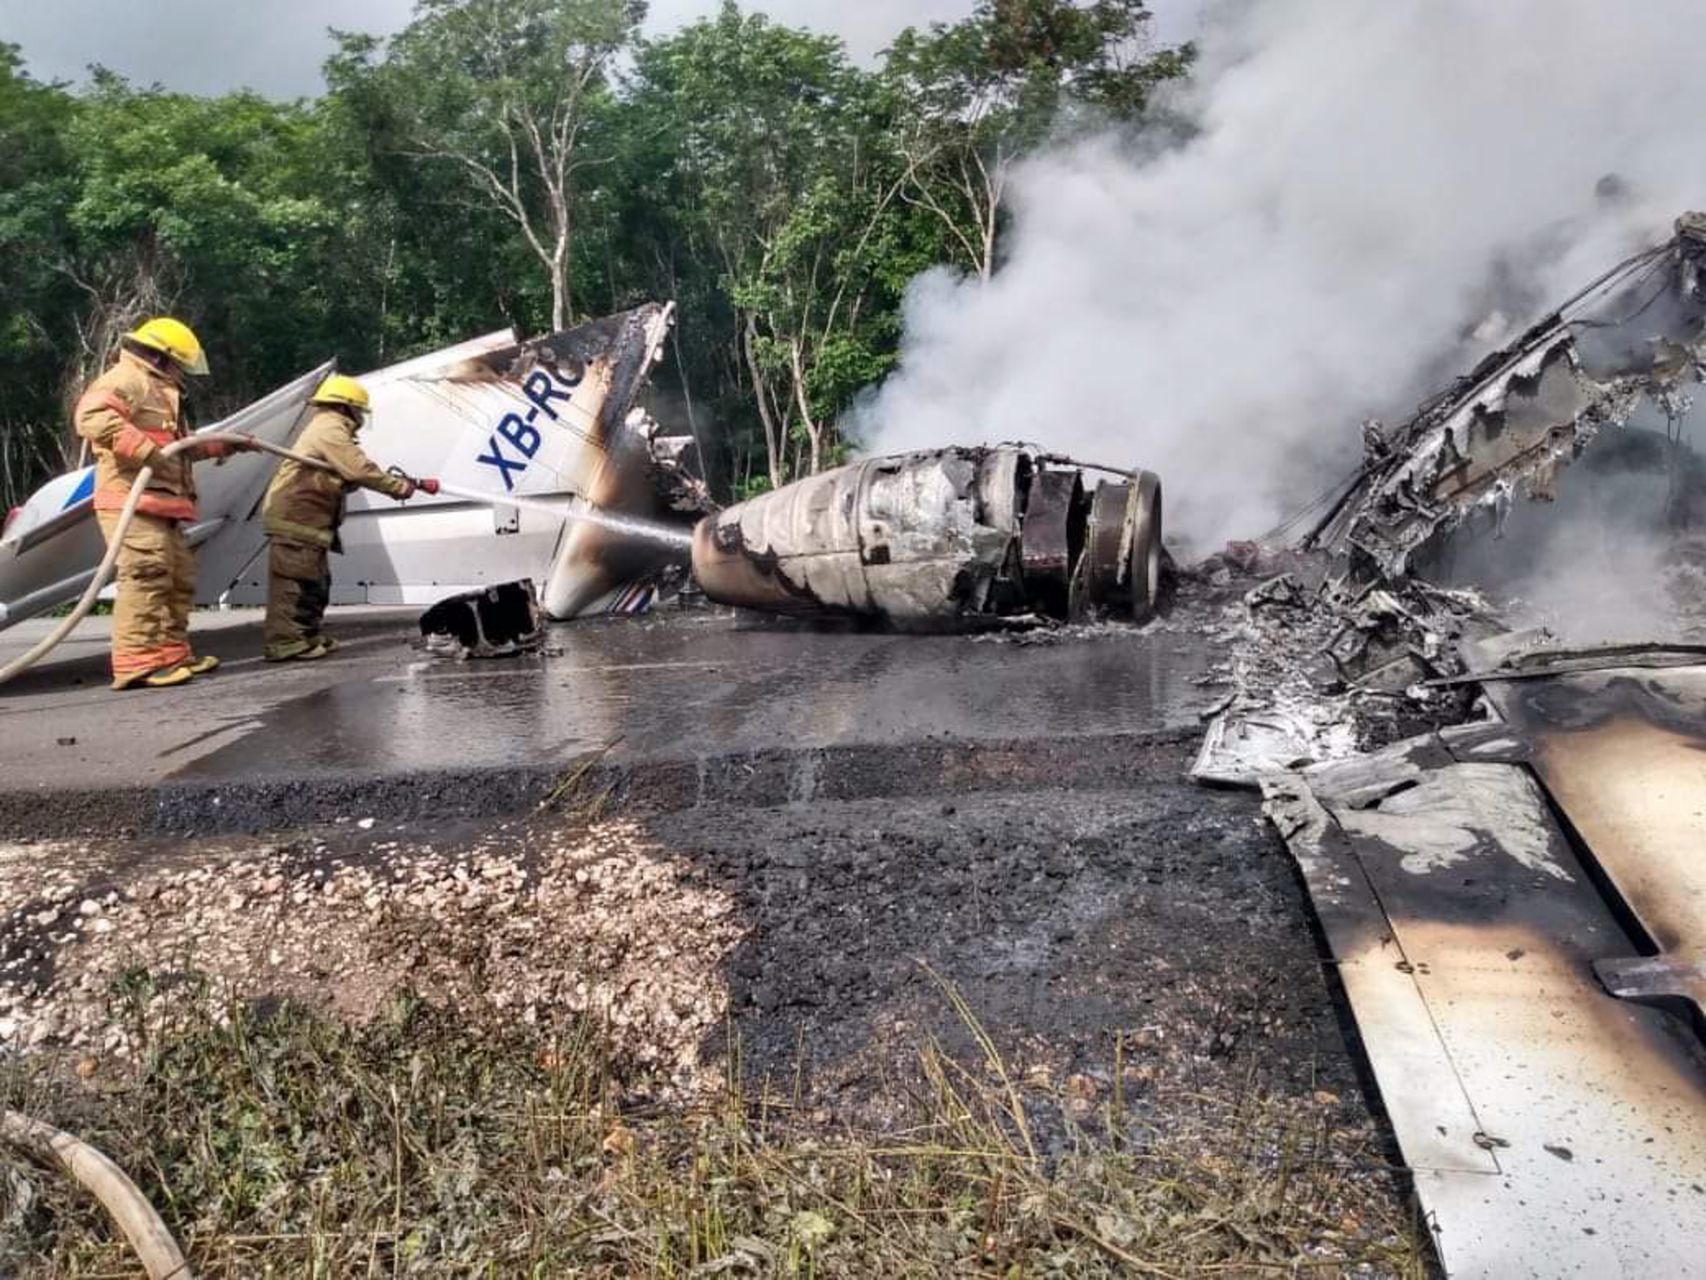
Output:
(0, 971), (1432, 1278)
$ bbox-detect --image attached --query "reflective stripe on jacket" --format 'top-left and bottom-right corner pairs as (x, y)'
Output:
(73, 350), (221, 523)
(263, 409), (412, 549)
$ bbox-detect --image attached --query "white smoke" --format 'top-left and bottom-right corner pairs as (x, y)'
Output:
(856, 0), (1706, 552)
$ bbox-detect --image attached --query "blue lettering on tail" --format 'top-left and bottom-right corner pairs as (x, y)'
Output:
(473, 370), (576, 490)
(497, 413), (542, 460)
(476, 438), (527, 491)
(523, 369), (578, 420)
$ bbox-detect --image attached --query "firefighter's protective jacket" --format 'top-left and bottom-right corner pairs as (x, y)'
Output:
(74, 349), (227, 522)
(263, 409), (412, 548)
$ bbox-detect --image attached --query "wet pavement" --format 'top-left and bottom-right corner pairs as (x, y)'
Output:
(0, 605), (1222, 800)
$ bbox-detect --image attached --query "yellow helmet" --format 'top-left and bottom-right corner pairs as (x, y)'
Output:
(126, 317), (210, 377)
(310, 374), (372, 416)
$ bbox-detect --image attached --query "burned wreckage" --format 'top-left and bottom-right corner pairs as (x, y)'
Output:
(401, 216), (1706, 1272)
(689, 213), (1706, 1273)
(649, 210), (1706, 1275)
(1176, 215), (1706, 1278)
(692, 450), (1163, 627)
(672, 213), (1706, 1272)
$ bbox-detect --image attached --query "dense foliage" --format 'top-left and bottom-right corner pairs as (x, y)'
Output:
(0, 0), (1190, 505)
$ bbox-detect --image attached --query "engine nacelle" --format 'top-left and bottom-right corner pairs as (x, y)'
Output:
(692, 446), (1162, 628)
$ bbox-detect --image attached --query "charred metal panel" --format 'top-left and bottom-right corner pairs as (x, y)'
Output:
(1473, 642), (1706, 1025)
(1266, 744), (1706, 1278)
(1019, 469), (1084, 617)
(1079, 475), (1164, 623)
(691, 452), (1001, 621)
(1311, 218), (1706, 581)
(692, 447), (1162, 628)
(1436, 720), (1532, 765)
(1263, 775), (1499, 1179)
(1081, 482), (1130, 611)
(420, 580), (545, 658)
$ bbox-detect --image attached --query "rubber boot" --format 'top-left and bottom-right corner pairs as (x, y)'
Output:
(265, 638), (332, 663)
(141, 664), (195, 690)
(264, 639), (316, 663)
(112, 664), (194, 691)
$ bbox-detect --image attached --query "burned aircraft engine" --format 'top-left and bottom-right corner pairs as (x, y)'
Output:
(690, 446), (1162, 628)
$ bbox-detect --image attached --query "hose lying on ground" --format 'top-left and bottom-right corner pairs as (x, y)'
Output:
(0, 432), (337, 687)
(0, 437), (345, 1262)
(0, 1108), (191, 1279)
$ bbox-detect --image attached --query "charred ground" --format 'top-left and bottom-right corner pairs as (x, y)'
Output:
(0, 608), (1432, 1275)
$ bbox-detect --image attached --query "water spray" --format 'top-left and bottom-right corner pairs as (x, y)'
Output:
(432, 481), (695, 554)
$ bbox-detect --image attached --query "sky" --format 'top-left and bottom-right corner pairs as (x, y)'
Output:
(2, 0), (1204, 97)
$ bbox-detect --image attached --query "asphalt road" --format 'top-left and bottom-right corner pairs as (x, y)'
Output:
(0, 606), (1221, 795)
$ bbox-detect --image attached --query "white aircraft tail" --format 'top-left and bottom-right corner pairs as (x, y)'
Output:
(226, 304), (686, 619)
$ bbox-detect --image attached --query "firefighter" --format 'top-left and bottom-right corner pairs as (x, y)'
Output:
(75, 317), (241, 691)
(262, 374), (439, 661)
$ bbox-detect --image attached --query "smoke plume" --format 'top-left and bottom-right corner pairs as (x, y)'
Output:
(855, 0), (1706, 552)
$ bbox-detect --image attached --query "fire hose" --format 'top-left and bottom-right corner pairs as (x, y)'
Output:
(0, 434), (354, 1270)
(1, 1109), (190, 1279)
(0, 437), (691, 689)
(0, 432), (342, 687)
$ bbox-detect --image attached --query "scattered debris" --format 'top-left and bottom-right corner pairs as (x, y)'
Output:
(420, 579), (546, 658)
(1188, 552), (1495, 786)
(1308, 215), (1706, 581)
(1212, 215), (1706, 1276)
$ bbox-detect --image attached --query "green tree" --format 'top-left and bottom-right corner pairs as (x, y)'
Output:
(629, 5), (926, 483)
(0, 45), (79, 497)
(885, 0), (1192, 279)
(326, 31), (543, 355)
(737, 153), (939, 476)
(60, 78), (390, 413)
(335, 0), (646, 334)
